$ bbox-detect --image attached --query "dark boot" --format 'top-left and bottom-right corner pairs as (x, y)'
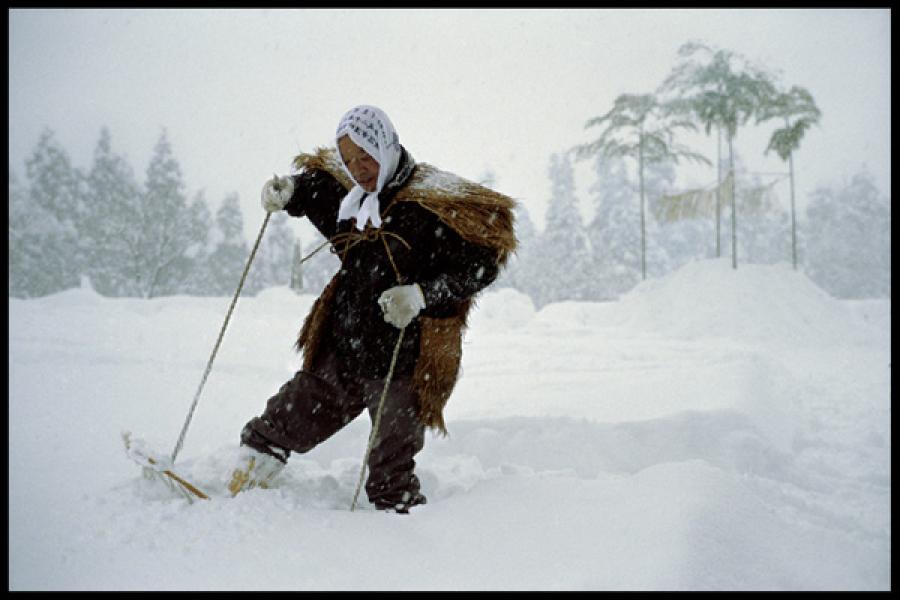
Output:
(373, 488), (427, 514)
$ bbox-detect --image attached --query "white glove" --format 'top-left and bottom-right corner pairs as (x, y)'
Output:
(260, 174), (295, 212)
(378, 284), (426, 329)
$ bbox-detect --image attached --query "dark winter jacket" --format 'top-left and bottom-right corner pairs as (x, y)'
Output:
(283, 146), (516, 432)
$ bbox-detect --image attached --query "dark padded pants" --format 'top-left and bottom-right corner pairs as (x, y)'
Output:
(241, 351), (426, 511)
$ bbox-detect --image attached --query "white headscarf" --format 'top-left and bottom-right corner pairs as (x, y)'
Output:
(334, 105), (402, 230)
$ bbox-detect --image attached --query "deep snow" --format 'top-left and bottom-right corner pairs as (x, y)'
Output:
(8, 258), (890, 590)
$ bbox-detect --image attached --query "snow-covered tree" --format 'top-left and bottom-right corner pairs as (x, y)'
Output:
(529, 153), (593, 307)
(17, 129), (86, 296)
(202, 193), (250, 296)
(168, 190), (213, 296)
(586, 155), (642, 299)
(246, 211), (296, 294)
(575, 92), (709, 280)
(802, 170), (890, 299)
(8, 167), (57, 298)
(135, 129), (210, 298)
(82, 127), (144, 296)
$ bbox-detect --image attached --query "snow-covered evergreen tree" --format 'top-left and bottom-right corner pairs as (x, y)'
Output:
(8, 168), (26, 295)
(168, 190), (212, 296)
(8, 167), (55, 298)
(587, 154), (642, 300)
(18, 130), (86, 296)
(82, 127), (144, 296)
(135, 129), (210, 298)
(202, 193), (250, 296)
(246, 211), (296, 294)
(802, 170), (890, 299)
(530, 153), (593, 307)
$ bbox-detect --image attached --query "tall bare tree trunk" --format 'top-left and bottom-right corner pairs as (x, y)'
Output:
(788, 147), (797, 270)
(728, 133), (737, 269)
(716, 127), (722, 257)
(638, 130), (646, 280)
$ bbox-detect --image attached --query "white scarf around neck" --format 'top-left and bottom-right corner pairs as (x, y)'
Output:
(334, 105), (401, 230)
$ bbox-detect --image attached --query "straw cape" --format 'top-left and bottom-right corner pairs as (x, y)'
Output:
(292, 147), (518, 433)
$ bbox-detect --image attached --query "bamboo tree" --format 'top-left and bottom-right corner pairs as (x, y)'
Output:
(756, 85), (821, 270)
(574, 93), (709, 280)
(659, 41), (776, 269)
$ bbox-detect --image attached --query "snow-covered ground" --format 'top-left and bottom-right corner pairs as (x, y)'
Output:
(8, 258), (890, 590)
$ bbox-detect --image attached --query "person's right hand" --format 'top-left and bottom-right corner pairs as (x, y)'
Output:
(260, 174), (294, 212)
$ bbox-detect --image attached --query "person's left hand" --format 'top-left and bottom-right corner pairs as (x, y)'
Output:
(378, 284), (426, 329)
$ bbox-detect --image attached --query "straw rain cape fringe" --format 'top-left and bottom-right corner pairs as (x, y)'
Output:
(292, 147), (518, 434)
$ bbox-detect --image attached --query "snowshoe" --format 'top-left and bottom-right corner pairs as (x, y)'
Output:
(122, 431), (210, 502)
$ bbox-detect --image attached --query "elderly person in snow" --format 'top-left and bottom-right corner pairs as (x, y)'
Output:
(229, 105), (517, 513)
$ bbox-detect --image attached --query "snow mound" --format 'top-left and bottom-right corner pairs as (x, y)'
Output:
(617, 258), (877, 345)
(251, 286), (316, 316)
(531, 300), (618, 331)
(468, 287), (536, 330)
(28, 278), (105, 306)
(253, 286), (309, 304)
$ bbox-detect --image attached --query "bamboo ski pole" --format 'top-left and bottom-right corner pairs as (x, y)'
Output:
(350, 326), (406, 512)
(170, 211), (272, 463)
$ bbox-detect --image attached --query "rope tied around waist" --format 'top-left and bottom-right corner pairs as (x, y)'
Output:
(329, 227), (410, 285)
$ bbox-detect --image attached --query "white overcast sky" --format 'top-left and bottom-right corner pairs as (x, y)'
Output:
(8, 8), (891, 240)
